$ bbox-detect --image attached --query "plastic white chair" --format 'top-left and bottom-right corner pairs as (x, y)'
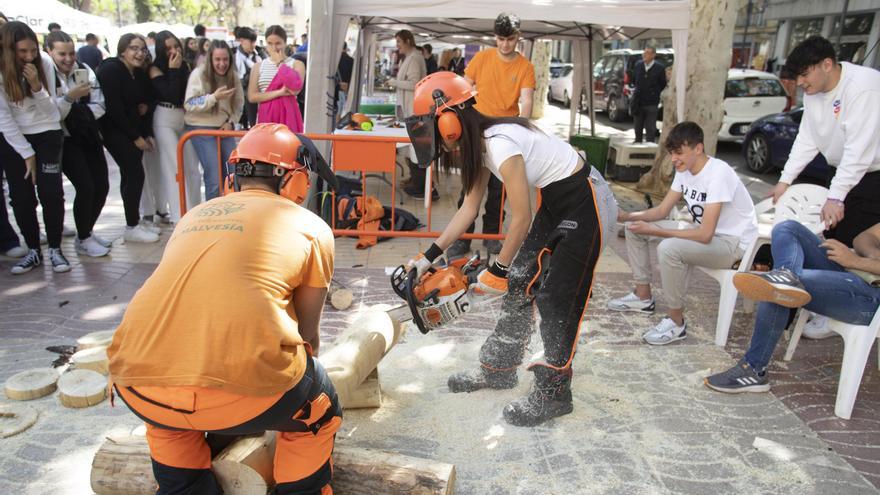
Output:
(784, 308), (880, 419)
(697, 184), (828, 346)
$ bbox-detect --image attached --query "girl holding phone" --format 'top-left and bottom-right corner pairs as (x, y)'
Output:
(0, 21), (68, 274)
(184, 40), (243, 200)
(45, 30), (111, 257)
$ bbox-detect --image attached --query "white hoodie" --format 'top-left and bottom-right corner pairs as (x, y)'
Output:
(780, 62), (880, 201)
(0, 52), (62, 159)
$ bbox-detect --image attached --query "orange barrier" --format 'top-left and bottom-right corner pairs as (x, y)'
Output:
(177, 129), (506, 242)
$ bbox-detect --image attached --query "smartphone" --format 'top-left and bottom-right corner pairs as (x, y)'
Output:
(73, 68), (89, 86)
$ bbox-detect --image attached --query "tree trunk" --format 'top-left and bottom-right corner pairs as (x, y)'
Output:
(530, 40), (552, 119)
(134, 0), (151, 23)
(637, 0), (741, 196)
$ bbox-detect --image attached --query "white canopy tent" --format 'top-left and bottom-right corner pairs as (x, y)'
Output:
(0, 0), (112, 36)
(304, 0), (691, 141)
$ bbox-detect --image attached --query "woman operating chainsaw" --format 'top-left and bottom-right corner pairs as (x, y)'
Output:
(404, 72), (617, 427)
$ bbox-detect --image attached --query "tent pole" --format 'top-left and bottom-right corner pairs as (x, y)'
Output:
(588, 25), (596, 137)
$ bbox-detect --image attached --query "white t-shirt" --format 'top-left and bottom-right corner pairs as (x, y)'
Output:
(780, 62), (880, 201)
(483, 123), (579, 188)
(671, 157), (758, 251)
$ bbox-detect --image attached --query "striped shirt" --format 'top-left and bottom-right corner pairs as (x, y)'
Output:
(257, 58), (295, 92)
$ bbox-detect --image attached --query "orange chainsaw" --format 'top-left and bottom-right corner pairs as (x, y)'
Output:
(389, 254), (494, 334)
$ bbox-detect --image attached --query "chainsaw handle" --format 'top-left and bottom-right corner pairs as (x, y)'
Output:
(404, 268), (431, 334)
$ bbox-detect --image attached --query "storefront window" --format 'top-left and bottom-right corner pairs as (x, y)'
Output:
(788, 17), (824, 52)
(832, 13), (875, 36)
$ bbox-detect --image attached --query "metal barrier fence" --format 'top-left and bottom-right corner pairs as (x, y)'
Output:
(177, 129), (505, 242)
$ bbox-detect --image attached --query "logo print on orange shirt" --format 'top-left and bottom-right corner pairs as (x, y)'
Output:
(195, 202), (246, 217)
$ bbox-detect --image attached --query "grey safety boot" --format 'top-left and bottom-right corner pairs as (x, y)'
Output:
(447, 366), (517, 393)
(502, 365), (573, 427)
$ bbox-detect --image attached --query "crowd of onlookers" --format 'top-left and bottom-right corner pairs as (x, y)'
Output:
(0, 16), (338, 275)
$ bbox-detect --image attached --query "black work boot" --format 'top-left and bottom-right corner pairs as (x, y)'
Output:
(448, 366), (517, 393)
(502, 366), (573, 427)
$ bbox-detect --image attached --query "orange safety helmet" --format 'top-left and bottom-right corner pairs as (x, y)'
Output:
(412, 72), (477, 143)
(227, 123), (310, 204)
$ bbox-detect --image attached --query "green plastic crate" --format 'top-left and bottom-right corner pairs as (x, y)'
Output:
(358, 103), (396, 116)
(569, 135), (610, 177)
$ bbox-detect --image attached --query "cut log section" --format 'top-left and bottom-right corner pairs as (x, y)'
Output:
(4, 367), (59, 401)
(330, 288), (354, 310)
(91, 435), (455, 495)
(58, 369), (107, 408)
(76, 330), (115, 351)
(0, 403), (39, 438)
(70, 346), (109, 375)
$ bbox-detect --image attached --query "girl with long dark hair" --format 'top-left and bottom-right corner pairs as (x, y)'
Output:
(0, 21), (68, 274)
(184, 40), (243, 200)
(405, 72), (616, 427)
(45, 30), (111, 257)
(248, 25), (305, 131)
(150, 30), (196, 222)
(96, 33), (160, 243)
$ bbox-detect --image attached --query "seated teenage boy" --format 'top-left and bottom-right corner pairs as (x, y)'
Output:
(608, 121), (758, 344)
(705, 221), (880, 392)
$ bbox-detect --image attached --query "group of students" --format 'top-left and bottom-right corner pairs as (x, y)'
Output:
(0, 21), (308, 275)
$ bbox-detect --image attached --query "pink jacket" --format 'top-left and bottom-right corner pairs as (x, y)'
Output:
(256, 63), (303, 132)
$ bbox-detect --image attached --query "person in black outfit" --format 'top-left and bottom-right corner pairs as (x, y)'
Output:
(336, 42), (354, 118)
(449, 48), (466, 76)
(96, 33), (160, 243)
(46, 31), (112, 257)
(422, 44), (438, 75)
(631, 47), (666, 143)
(76, 33), (103, 71)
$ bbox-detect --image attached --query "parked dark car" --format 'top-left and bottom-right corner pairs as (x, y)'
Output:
(742, 106), (831, 181)
(591, 48), (674, 122)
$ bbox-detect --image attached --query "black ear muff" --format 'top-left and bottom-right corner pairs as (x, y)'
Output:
(438, 111), (462, 142)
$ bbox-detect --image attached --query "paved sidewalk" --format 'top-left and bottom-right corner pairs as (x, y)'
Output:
(1, 116), (878, 493)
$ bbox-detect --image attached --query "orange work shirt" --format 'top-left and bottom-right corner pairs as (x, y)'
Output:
(465, 48), (536, 117)
(107, 190), (334, 396)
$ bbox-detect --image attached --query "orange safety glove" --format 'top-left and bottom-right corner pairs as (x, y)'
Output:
(474, 260), (509, 295)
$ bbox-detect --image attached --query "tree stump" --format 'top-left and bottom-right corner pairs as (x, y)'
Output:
(4, 368), (59, 401)
(76, 330), (115, 351)
(58, 369), (107, 408)
(70, 346), (109, 375)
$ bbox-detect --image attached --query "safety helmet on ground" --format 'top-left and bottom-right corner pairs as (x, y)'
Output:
(226, 123), (339, 205)
(494, 13), (521, 37)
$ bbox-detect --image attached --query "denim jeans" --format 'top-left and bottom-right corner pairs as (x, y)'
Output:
(186, 125), (237, 201)
(744, 220), (880, 371)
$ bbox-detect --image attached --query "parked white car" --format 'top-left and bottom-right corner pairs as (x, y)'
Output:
(719, 69), (789, 142)
(548, 64), (574, 107)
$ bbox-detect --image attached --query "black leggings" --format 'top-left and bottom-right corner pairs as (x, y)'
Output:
(478, 165), (603, 371)
(0, 130), (65, 249)
(62, 137), (109, 240)
(102, 130), (144, 227)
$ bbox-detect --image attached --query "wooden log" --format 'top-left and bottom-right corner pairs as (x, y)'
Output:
(4, 368), (59, 401)
(318, 310), (403, 407)
(70, 346), (109, 375)
(342, 369), (381, 409)
(212, 433), (273, 494)
(90, 435), (158, 495)
(76, 330), (115, 351)
(57, 369), (106, 408)
(0, 403), (39, 438)
(91, 435), (455, 495)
